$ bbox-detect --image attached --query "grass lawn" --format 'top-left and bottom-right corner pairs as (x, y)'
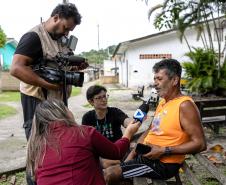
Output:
(0, 88), (80, 119)
(71, 87), (81, 96)
(0, 91), (20, 102)
(0, 171), (25, 185)
(0, 104), (17, 119)
(0, 87), (81, 102)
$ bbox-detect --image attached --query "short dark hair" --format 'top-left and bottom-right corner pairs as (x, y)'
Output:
(153, 58), (182, 79)
(51, 3), (81, 25)
(86, 85), (107, 100)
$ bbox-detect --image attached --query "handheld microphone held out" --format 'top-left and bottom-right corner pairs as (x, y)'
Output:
(133, 98), (151, 123)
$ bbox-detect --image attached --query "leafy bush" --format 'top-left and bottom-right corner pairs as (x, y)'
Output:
(182, 48), (226, 96)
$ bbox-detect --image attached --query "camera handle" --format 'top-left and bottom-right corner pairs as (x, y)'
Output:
(62, 70), (68, 107)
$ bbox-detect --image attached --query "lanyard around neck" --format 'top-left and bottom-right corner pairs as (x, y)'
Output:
(96, 116), (107, 129)
(95, 112), (113, 138)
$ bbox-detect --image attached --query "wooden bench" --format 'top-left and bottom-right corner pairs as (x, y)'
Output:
(130, 120), (226, 185)
(194, 98), (226, 134)
(132, 85), (144, 100)
(133, 153), (226, 185)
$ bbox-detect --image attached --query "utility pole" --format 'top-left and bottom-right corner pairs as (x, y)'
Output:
(96, 24), (100, 69)
(97, 24), (100, 50)
(96, 24), (100, 78)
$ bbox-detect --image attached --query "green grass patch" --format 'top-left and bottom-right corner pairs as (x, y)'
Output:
(0, 88), (81, 101)
(71, 87), (81, 97)
(15, 171), (26, 184)
(200, 177), (219, 185)
(0, 171), (26, 185)
(0, 88), (81, 102)
(0, 91), (20, 102)
(0, 104), (17, 119)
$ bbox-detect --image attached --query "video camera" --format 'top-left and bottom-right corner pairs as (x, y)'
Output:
(34, 35), (86, 87)
(33, 35), (87, 106)
(34, 52), (86, 87)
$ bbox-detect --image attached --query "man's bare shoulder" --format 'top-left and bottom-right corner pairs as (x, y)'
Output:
(180, 99), (196, 110)
(179, 99), (200, 121)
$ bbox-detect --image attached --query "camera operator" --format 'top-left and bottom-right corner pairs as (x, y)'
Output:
(10, 3), (88, 141)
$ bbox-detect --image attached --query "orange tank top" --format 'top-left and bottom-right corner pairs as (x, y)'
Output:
(144, 96), (192, 164)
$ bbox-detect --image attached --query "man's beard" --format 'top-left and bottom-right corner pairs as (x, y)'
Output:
(49, 32), (64, 40)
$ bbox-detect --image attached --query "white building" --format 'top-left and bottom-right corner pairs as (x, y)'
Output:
(113, 18), (226, 88)
(103, 60), (117, 76)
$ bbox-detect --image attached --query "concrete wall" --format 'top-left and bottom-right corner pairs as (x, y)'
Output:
(103, 60), (120, 76)
(0, 71), (20, 91)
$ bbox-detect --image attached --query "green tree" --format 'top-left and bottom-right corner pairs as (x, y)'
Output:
(142, 0), (226, 95)
(146, 0), (226, 76)
(0, 26), (7, 48)
(79, 45), (116, 65)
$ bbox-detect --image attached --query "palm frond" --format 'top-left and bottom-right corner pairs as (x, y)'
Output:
(148, 4), (163, 20)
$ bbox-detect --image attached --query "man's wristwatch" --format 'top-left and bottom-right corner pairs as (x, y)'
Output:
(164, 147), (172, 155)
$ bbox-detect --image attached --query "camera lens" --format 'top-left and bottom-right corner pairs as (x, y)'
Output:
(65, 71), (84, 87)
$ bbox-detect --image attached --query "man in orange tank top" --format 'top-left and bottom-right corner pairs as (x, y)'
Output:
(104, 59), (206, 184)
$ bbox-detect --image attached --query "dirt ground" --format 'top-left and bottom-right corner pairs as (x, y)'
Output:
(0, 81), (226, 184)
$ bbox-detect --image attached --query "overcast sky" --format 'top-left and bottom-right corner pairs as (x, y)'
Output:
(0, 0), (162, 54)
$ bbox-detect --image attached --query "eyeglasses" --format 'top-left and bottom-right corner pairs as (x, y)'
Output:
(93, 94), (109, 101)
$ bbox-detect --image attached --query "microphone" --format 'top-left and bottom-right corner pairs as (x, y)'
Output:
(67, 55), (87, 66)
(133, 98), (151, 123)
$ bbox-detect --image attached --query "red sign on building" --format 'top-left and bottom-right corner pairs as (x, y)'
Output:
(139, 54), (172, 59)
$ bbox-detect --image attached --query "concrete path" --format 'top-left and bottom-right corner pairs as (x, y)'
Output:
(0, 80), (152, 174)
(0, 101), (26, 173)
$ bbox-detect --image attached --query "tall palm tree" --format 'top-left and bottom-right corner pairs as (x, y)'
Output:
(143, 0), (226, 85)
